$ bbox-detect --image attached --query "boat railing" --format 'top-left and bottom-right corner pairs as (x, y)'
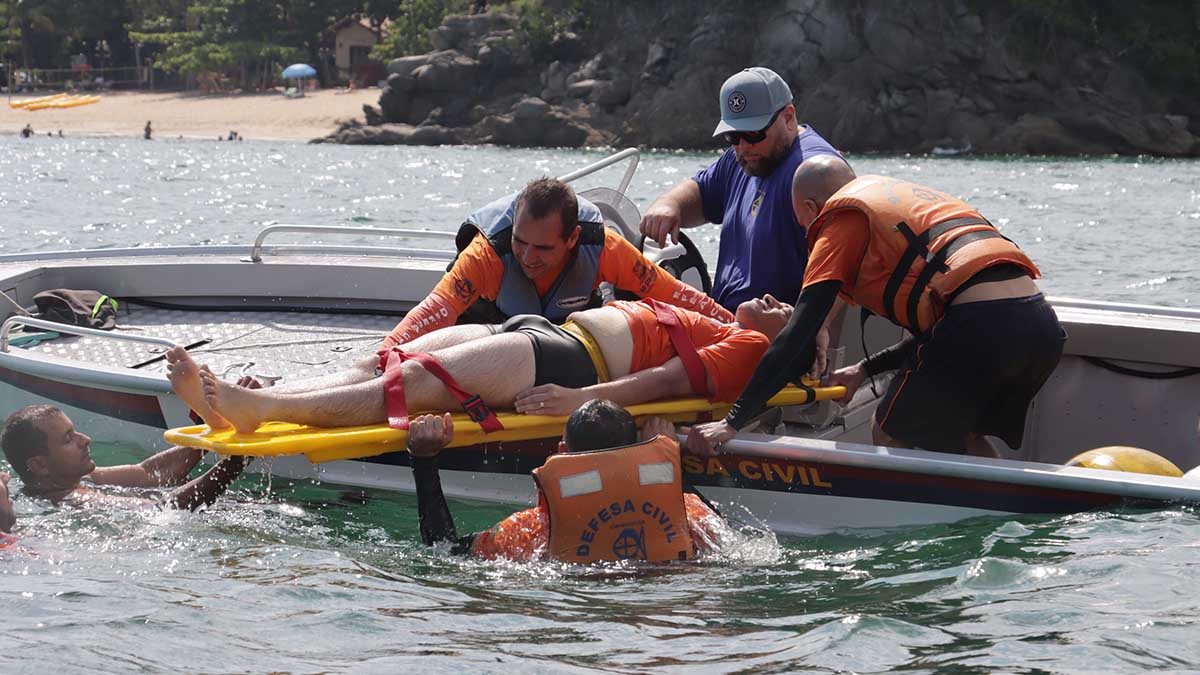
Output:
(557, 147), (639, 197)
(249, 224), (458, 263)
(1, 315), (178, 353)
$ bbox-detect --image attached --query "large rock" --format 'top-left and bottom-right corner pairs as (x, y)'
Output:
(345, 1), (1197, 155)
(430, 13), (515, 52)
(983, 114), (1105, 155)
(387, 55), (430, 78)
(328, 123), (462, 146)
(413, 50), (479, 92)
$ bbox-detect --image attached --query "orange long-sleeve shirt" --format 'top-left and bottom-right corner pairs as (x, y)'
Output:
(609, 300), (770, 403)
(384, 229), (733, 348)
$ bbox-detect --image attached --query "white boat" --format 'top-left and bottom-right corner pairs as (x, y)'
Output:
(3, 149), (1199, 535)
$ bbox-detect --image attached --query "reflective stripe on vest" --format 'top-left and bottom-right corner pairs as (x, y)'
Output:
(809, 175), (1040, 333)
(533, 435), (695, 563)
(455, 192), (607, 323)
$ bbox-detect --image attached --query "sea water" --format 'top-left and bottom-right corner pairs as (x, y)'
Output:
(1, 137), (1199, 673)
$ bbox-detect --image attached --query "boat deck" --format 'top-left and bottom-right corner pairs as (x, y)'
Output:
(12, 303), (398, 383)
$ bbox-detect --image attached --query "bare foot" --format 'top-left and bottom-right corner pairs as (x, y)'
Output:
(165, 347), (230, 430)
(200, 368), (269, 434)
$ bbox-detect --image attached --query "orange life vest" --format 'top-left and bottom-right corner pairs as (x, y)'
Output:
(533, 434), (695, 563)
(809, 175), (1040, 333)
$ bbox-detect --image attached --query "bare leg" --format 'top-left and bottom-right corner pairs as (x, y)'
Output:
(203, 333), (536, 433)
(165, 347), (230, 429)
(397, 323), (494, 353)
(269, 324), (496, 394)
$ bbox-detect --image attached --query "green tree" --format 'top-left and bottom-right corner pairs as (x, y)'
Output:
(369, 0), (469, 60)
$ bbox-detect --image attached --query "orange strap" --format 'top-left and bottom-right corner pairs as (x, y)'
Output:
(377, 348), (504, 432)
(643, 298), (708, 396)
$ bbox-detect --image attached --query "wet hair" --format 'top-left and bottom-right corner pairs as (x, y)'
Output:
(0, 405), (61, 482)
(563, 399), (638, 453)
(516, 177), (579, 239)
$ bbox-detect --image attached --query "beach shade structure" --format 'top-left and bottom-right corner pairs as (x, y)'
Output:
(281, 63), (317, 97)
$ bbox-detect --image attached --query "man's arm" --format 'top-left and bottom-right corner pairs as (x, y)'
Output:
(687, 281), (841, 455)
(826, 335), (917, 402)
(165, 455), (247, 511)
(88, 446), (203, 488)
(514, 357), (697, 415)
(639, 179), (707, 247)
(382, 234), (503, 349)
(407, 413), (478, 553)
(599, 232), (734, 322)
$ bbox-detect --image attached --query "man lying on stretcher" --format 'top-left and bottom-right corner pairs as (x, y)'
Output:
(163, 296), (794, 435)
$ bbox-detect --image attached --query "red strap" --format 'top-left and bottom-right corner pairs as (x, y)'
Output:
(642, 299), (708, 396)
(377, 348), (505, 432)
(379, 348), (412, 430)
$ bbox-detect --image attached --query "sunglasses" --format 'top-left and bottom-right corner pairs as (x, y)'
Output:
(721, 107), (784, 146)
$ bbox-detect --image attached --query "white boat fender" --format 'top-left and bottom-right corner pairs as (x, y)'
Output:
(1066, 446), (1184, 477)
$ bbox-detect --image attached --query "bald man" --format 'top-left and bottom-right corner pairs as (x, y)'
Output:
(689, 156), (1065, 457)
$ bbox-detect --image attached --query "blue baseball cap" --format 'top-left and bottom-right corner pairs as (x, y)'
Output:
(712, 67), (794, 137)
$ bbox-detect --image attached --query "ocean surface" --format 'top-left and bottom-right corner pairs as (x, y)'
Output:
(2, 137), (1200, 673)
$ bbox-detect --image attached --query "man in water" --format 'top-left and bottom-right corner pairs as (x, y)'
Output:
(408, 399), (722, 561)
(144, 121), (152, 140)
(169, 294), (792, 434)
(639, 67), (847, 313)
(688, 156), (1065, 457)
(1, 405), (246, 510)
(382, 177), (732, 349)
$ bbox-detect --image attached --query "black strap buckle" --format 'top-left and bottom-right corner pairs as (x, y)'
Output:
(462, 395), (493, 423)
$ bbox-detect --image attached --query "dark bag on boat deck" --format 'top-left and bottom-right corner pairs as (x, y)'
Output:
(33, 289), (119, 330)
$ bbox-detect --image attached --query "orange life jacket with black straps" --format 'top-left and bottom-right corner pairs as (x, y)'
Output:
(533, 434), (695, 563)
(809, 175), (1040, 333)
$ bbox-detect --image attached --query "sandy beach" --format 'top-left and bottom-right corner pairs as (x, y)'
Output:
(2, 89), (380, 141)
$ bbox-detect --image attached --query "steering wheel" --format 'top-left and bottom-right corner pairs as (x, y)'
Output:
(638, 232), (713, 296)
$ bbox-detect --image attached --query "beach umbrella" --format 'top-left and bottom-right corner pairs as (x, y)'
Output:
(281, 63), (317, 79)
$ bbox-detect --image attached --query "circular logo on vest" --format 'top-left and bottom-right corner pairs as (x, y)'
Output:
(556, 295), (592, 309)
(453, 278), (475, 300)
(727, 91), (747, 114)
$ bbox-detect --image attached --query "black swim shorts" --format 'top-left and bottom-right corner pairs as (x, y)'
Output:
(495, 315), (598, 388)
(876, 293), (1066, 453)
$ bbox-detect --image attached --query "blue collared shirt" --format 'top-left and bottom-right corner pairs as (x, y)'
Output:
(694, 127), (843, 311)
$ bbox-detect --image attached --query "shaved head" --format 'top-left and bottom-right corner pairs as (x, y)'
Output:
(791, 155), (856, 227)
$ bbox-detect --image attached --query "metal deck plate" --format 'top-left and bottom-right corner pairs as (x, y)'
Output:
(13, 303), (399, 383)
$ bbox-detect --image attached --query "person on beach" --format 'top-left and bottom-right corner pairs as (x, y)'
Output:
(409, 400), (723, 562)
(381, 177), (734, 349)
(687, 156), (1066, 458)
(144, 121), (153, 140)
(168, 294), (793, 435)
(639, 67), (849, 313)
(20, 124), (33, 138)
(0, 405), (246, 511)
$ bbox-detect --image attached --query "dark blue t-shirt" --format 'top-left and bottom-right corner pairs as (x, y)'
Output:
(694, 127), (842, 311)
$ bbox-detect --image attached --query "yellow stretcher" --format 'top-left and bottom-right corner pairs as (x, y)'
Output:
(163, 383), (845, 464)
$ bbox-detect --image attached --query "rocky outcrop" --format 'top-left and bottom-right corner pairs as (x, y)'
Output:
(318, 1), (1198, 156)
